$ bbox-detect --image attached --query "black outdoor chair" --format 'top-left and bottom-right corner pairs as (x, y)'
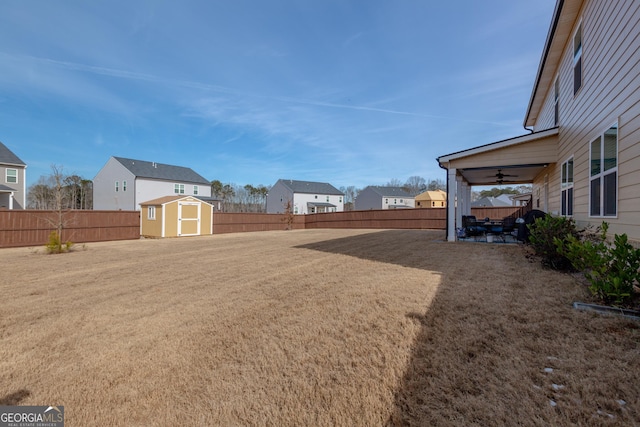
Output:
(462, 215), (486, 240)
(500, 216), (517, 242)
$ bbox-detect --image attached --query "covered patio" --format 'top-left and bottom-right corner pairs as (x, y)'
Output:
(307, 202), (337, 213)
(437, 128), (559, 241)
(0, 185), (17, 209)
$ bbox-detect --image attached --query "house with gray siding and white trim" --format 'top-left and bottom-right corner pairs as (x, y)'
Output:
(93, 156), (211, 211)
(354, 186), (415, 210)
(0, 141), (26, 210)
(266, 179), (344, 214)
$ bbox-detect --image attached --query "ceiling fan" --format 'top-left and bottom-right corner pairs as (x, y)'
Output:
(487, 169), (518, 184)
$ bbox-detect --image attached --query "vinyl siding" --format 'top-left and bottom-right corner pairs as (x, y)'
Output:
(0, 165), (26, 209)
(449, 135), (558, 170)
(532, 0), (640, 241)
(93, 157), (136, 210)
(266, 181), (293, 214)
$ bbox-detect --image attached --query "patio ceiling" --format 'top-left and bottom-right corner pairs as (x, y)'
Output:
(457, 163), (550, 186)
(437, 127), (559, 186)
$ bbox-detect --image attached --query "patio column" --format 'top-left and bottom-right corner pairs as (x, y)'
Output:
(463, 182), (472, 216)
(446, 168), (457, 241)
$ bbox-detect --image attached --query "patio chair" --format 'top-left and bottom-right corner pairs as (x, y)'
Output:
(461, 215), (486, 240)
(500, 216), (517, 242)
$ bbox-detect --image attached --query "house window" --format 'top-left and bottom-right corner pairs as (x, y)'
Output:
(174, 184), (185, 194)
(590, 124), (617, 217)
(385, 198), (388, 204)
(573, 23), (582, 95)
(6, 169), (17, 184)
(123, 180), (127, 192)
(554, 78), (560, 126)
(194, 185), (199, 195)
(326, 196), (329, 202)
(561, 157), (574, 216)
(148, 206), (156, 220)
(115, 181), (119, 192)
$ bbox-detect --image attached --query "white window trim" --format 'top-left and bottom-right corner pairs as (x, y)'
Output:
(589, 122), (618, 218)
(115, 181), (119, 192)
(193, 185), (199, 195)
(174, 184), (185, 194)
(148, 206), (156, 220)
(560, 156), (574, 217)
(5, 168), (17, 184)
(573, 21), (583, 95)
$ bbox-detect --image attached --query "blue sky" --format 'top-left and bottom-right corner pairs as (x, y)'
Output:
(1, 0), (556, 190)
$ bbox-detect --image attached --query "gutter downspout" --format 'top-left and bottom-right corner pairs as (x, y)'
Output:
(438, 161), (449, 241)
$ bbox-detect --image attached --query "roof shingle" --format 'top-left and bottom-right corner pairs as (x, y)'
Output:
(0, 142), (26, 166)
(113, 157), (209, 185)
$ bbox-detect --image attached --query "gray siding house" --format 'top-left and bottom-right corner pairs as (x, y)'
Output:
(93, 157), (211, 211)
(354, 186), (415, 210)
(266, 179), (344, 214)
(0, 141), (26, 209)
(438, 0), (640, 243)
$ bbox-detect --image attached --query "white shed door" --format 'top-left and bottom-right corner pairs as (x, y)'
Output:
(178, 202), (201, 236)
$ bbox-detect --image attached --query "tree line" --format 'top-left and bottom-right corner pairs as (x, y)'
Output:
(25, 168), (529, 212)
(27, 166), (93, 210)
(210, 176), (448, 213)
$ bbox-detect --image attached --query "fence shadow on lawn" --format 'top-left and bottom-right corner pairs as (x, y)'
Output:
(295, 229), (449, 272)
(296, 229), (639, 426)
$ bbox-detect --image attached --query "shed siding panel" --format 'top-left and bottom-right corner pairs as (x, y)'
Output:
(166, 202), (179, 237)
(141, 206), (163, 237)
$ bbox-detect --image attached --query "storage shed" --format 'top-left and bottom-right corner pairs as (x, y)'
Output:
(140, 195), (213, 238)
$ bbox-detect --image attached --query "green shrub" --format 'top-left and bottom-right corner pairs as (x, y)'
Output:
(46, 231), (73, 254)
(556, 223), (640, 305)
(527, 215), (578, 270)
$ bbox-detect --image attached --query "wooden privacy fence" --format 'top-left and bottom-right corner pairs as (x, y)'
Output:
(212, 212), (305, 234)
(305, 208), (446, 229)
(0, 206), (523, 248)
(0, 210), (140, 248)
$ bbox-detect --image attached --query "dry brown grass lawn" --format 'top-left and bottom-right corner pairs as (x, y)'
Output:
(0, 229), (638, 426)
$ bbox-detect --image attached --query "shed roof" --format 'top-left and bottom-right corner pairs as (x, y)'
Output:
(0, 142), (26, 166)
(140, 195), (214, 206)
(277, 179), (343, 195)
(113, 157), (210, 185)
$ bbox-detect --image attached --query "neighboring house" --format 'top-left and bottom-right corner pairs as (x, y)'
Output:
(438, 0), (640, 243)
(510, 192), (532, 206)
(93, 157), (211, 211)
(471, 196), (512, 208)
(266, 179), (344, 214)
(354, 186), (415, 210)
(415, 189), (447, 208)
(0, 141), (26, 209)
